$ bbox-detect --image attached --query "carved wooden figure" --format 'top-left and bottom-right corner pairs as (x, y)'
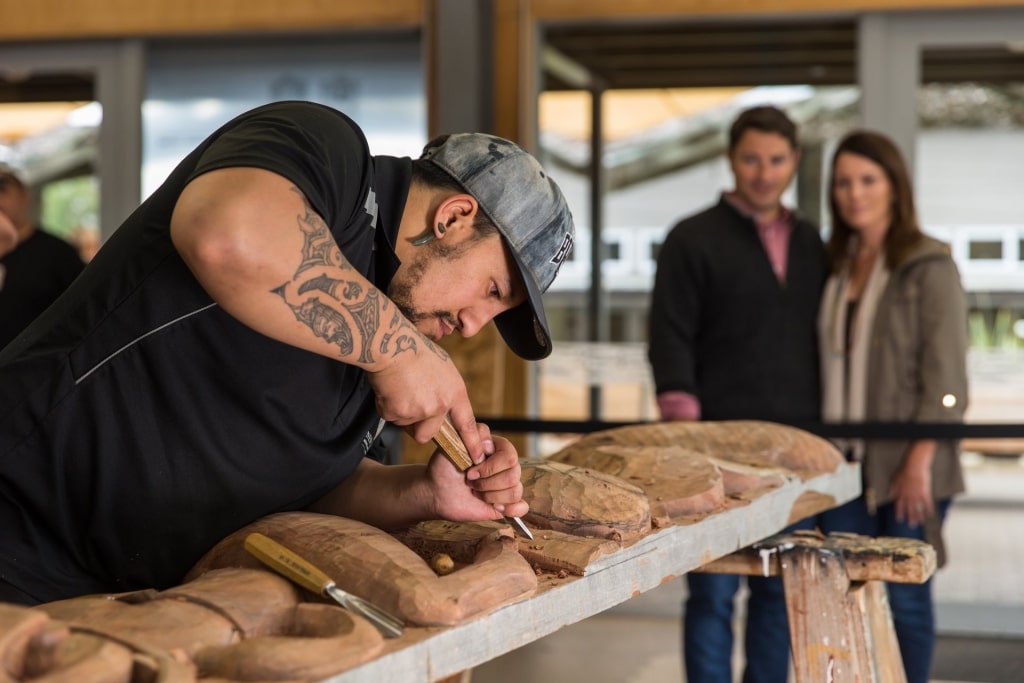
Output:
(189, 512), (538, 627)
(549, 445), (726, 524)
(394, 520), (623, 577)
(554, 420), (843, 480)
(6, 607), (190, 682)
(518, 460), (652, 541)
(36, 567), (383, 682)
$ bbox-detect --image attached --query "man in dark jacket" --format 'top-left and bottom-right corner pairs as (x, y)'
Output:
(648, 105), (826, 683)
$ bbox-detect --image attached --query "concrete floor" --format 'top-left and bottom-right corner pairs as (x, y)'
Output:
(471, 455), (1024, 683)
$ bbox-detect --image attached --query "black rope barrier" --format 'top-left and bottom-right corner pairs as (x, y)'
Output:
(476, 417), (1024, 442)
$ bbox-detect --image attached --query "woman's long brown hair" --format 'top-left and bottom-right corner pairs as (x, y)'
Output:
(825, 130), (923, 273)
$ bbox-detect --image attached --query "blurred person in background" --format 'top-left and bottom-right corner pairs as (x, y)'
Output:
(648, 105), (827, 683)
(816, 129), (968, 683)
(0, 160), (85, 349)
(0, 211), (14, 257)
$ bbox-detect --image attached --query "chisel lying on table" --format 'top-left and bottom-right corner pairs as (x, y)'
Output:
(433, 416), (534, 540)
(244, 532), (404, 638)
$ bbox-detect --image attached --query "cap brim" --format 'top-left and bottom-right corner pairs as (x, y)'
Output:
(494, 242), (552, 361)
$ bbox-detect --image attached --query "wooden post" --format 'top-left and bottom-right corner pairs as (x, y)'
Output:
(699, 531), (933, 683)
(779, 542), (874, 682)
(861, 581), (908, 683)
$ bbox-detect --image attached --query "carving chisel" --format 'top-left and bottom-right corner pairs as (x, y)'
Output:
(244, 532), (404, 638)
(433, 417), (534, 540)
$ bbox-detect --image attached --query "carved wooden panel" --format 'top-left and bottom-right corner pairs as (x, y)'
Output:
(189, 512), (538, 628)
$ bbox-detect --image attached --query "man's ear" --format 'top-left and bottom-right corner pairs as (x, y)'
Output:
(434, 194), (479, 239)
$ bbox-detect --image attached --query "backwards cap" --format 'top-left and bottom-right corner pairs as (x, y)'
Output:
(421, 133), (575, 360)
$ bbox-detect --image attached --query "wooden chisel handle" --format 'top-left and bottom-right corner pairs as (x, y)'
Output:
(433, 417), (475, 471)
(244, 532), (332, 596)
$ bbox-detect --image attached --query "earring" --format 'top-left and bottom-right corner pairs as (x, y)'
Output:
(412, 221), (447, 246)
(412, 230), (435, 246)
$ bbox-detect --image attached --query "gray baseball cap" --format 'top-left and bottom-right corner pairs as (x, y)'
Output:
(421, 133), (575, 360)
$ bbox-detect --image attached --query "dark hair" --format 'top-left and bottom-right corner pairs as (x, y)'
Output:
(824, 130), (922, 273)
(728, 106), (799, 151)
(411, 144), (498, 240)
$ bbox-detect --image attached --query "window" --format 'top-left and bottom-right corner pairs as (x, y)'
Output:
(969, 240), (1003, 260)
(604, 241), (621, 261)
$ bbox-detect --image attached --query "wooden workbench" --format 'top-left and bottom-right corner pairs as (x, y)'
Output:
(319, 461), (861, 683)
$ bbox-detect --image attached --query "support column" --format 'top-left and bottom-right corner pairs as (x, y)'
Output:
(411, 0), (533, 461)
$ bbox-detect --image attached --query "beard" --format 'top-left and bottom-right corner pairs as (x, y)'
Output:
(388, 257), (428, 323)
(388, 238), (460, 330)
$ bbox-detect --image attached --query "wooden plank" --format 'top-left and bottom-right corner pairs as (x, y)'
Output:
(530, 0), (1024, 21)
(698, 530), (937, 584)
(0, 0), (423, 42)
(315, 463), (860, 682)
(3, 0), (1020, 42)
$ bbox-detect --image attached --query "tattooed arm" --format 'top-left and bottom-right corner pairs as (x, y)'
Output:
(170, 166), (482, 455)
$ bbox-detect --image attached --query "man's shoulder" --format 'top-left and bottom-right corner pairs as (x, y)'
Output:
(791, 215), (824, 245)
(792, 213), (821, 232)
(241, 100), (350, 124)
(17, 229), (81, 262)
(668, 200), (732, 234)
(222, 101), (368, 152)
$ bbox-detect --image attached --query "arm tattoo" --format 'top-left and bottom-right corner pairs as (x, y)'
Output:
(292, 190), (348, 276)
(379, 331), (394, 355)
(270, 188), (393, 363)
(421, 336), (450, 361)
(378, 310), (400, 355)
(395, 318), (449, 361)
(291, 297), (355, 356)
(343, 289), (381, 364)
(298, 273), (344, 298)
(342, 281), (363, 300)
(394, 335), (418, 355)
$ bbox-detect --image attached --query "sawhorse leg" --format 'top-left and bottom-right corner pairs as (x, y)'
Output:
(698, 531), (936, 683)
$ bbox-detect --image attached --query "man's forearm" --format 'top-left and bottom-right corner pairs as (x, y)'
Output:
(270, 191), (443, 371)
(306, 458), (437, 530)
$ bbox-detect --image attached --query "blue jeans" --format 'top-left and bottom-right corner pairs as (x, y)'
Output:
(683, 518), (816, 683)
(817, 496), (952, 683)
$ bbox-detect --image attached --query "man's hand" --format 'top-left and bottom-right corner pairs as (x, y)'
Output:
(427, 424), (528, 522)
(656, 391), (701, 422)
(367, 334), (484, 462)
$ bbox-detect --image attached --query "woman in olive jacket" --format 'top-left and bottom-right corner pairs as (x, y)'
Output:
(817, 130), (968, 683)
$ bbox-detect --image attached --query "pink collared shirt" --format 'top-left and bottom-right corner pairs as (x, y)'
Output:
(723, 191), (794, 283)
